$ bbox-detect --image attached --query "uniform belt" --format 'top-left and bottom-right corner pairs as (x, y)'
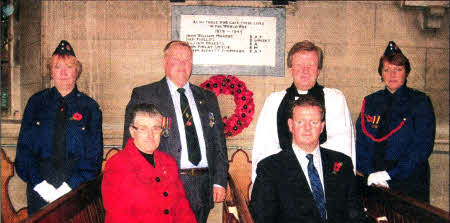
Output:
(179, 168), (209, 176)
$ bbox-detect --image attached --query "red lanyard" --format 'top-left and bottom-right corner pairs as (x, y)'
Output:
(360, 99), (406, 142)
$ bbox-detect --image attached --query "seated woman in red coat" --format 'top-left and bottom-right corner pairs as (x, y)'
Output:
(102, 103), (196, 223)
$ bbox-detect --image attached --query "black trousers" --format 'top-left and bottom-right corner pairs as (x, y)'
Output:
(180, 174), (212, 223)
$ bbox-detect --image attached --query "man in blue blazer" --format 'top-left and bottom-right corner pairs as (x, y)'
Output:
(250, 95), (365, 223)
(123, 41), (228, 223)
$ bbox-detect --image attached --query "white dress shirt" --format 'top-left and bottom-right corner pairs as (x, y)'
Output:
(251, 87), (355, 182)
(292, 144), (325, 193)
(166, 78), (208, 169)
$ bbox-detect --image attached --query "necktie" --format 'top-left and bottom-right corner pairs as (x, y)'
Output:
(44, 97), (68, 187)
(177, 88), (201, 165)
(53, 97), (67, 167)
(306, 154), (327, 220)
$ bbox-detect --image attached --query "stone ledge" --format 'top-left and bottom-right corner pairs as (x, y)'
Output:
(400, 1), (449, 30)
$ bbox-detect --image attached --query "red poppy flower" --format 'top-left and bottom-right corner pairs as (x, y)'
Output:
(72, 112), (83, 121)
(333, 162), (343, 174)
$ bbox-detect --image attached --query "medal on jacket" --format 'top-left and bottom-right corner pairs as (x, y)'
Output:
(365, 114), (380, 129)
(162, 117), (171, 137)
(360, 99), (406, 142)
(209, 112), (215, 128)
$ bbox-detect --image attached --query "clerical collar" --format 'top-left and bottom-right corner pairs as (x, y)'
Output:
(297, 89), (308, 95)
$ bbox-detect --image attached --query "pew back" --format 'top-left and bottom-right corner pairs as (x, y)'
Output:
(223, 149), (254, 223)
(20, 176), (105, 223)
(1, 148), (119, 223)
(362, 183), (450, 223)
(1, 149), (28, 223)
(3, 148), (450, 223)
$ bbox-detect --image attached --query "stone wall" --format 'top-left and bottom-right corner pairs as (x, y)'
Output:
(2, 0), (448, 215)
(36, 1), (449, 147)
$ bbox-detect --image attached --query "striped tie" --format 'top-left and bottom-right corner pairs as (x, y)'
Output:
(177, 88), (201, 165)
(306, 154), (327, 220)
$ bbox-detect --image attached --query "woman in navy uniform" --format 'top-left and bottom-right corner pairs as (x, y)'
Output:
(15, 40), (103, 214)
(356, 41), (435, 203)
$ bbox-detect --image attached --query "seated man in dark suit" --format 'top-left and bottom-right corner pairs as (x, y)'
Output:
(250, 95), (366, 223)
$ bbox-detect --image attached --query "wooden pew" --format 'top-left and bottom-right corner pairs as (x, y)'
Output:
(1, 148), (28, 223)
(21, 175), (105, 223)
(361, 180), (450, 223)
(3, 148), (449, 223)
(221, 149), (450, 223)
(225, 175), (254, 223)
(223, 149), (254, 223)
(1, 148), (119, 223)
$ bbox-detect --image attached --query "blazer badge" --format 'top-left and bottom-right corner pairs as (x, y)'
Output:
(162, 117), (171, 137)
(209, 112), (215, 128)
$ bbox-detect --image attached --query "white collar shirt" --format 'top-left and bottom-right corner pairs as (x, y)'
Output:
(166, 78), (208, 168)
(292, 144), (325, 193)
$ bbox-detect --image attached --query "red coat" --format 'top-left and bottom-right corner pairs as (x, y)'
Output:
(102, 139), (196, 223)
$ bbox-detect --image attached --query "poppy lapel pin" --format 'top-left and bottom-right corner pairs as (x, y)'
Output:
(332, 162), (343, 175)
(70, 112), (83, 121)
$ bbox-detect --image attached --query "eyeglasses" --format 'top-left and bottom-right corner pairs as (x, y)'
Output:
(131, 125), (163, 136)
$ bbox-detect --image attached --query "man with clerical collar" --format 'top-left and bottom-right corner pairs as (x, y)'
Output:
(252, 40), (355, 182)
(250, 95), (365, 223)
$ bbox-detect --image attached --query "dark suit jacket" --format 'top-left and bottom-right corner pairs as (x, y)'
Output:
(123, 77), (229, 208)
(250, 147), (365, 223)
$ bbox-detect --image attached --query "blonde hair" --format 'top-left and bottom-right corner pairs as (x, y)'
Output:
(47, 54), (82, 78)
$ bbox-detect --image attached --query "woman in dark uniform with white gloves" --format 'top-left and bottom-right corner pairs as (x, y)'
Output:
(356, 41), (435, 203)
(15, 40), (103, 214)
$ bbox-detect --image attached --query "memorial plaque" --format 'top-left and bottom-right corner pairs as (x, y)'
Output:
(172, 6), (286, 76)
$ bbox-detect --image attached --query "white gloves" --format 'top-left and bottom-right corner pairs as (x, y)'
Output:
(33, 181), (72, 203)
(33, 180), (58, 203)
(367, 171), (391, 188)
(55, 182), (72, 198)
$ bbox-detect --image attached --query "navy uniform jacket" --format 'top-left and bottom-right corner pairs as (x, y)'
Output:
(356, 85), (435, 202)
(15, 86), (103, 189)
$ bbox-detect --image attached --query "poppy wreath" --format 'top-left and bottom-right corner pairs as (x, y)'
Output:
(200, 75), (255, 138)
